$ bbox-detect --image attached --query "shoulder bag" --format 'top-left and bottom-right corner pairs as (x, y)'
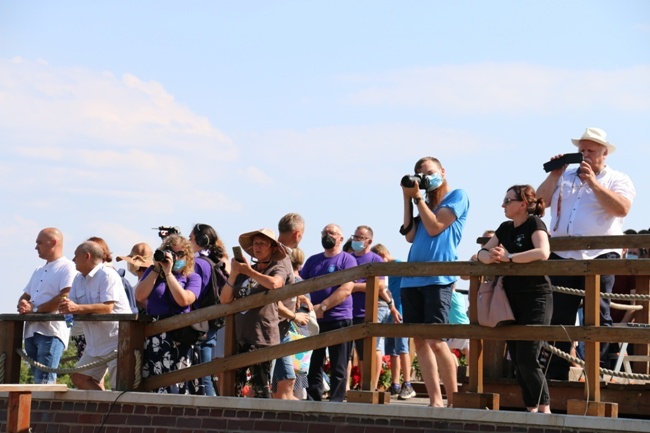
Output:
(477, 276), (515, 327)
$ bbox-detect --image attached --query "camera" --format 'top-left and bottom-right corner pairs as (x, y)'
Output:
(542, 152), (583, 172)
(154, 249), (176, 262)
(401, 174), (431, 190)
(153, 226), (181, 239)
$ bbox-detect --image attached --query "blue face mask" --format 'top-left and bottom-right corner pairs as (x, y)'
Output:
(626, 253), (638, 260)
(351, 240), (365, 252)
(424, 172), (443, 192)
(172, 259), (186, 272)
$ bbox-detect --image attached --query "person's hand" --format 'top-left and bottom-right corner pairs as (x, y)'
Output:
(293, 311), (310, 326)
(548, 154), (568, 174)
(17, 299), (32, 314)
(59, 297), (78, 314)
(489, 244), (508, 263)
(314, 304), (324, 319)
(390, 306), (402, 323)
(296, 295), (313, 311)
(577, 160), (596, 186)
(230, 255), (252, 276)
(401, 182), (421, 199)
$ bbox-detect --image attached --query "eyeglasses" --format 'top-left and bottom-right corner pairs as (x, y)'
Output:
(172, 250), (186, 258)
(502, 197), (523, 205)
(351, 235), (369, 241)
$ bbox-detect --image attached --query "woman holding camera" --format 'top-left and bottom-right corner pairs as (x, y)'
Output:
(476, 184), (552, 413)
(135, 234), (201, 394)
(219, 228), (292, 398)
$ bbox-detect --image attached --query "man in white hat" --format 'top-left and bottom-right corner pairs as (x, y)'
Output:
(537, 127), (636, 380)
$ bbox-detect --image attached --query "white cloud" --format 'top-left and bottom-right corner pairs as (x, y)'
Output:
(343, 63), (650, 115)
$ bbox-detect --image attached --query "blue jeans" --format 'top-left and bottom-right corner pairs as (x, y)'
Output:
(24, 333), (65, 384)
(197, 328), (218, 396)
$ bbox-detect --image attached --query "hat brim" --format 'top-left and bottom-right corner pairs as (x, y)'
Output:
(571, 138), (616, 154)
(238, 229), (287, 262)
(116, 255), (153, 268)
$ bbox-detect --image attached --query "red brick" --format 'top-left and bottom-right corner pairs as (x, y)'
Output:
(254, 420), (284, 431)
(280, 421), (309, 433)
(227, 418), (256, 431)
(334, 425), (365, 433)
(202, 417), (228, 429)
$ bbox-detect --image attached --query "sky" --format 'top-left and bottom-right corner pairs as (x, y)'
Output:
(1, 1), (649, 313)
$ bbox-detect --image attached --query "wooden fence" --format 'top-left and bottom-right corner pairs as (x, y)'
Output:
(1, 235), (648, 417)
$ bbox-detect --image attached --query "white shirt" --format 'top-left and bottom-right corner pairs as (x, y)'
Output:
(23, 256), (77, 347)
(69, 264), (131, 357)
(550, 165), (636, 259)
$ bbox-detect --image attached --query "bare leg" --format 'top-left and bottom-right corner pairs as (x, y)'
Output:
(400, 352), (412, 383)
(274, 379), (298, 400)
(431, 338), (458, 407)
(371, 350), (382, 390)
(414, 337), (443, 406)
(390, 355), (401, 387)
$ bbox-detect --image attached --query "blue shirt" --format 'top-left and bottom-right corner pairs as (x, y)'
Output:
(401, 188), (469, 288)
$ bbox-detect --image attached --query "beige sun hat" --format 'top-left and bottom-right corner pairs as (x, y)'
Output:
(116, 242), (154, 268)
(571, 127), (616, 154)
(238, 228), (287, 262)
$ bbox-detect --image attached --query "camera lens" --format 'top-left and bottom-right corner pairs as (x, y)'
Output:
(153, 249), (167, 262)
(401, 175), (416, 188)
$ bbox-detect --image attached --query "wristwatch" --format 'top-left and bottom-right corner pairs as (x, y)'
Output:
(413, 197), (422, 205)
(32, 303), (38, 313)
(507, 253), (514, 262)
(320, 304), (328, 312)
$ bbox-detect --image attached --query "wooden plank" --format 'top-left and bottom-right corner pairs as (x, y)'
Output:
(0, 385), (67, 392)
(360, 276), (379, 392)
(7, 391), (31, 433)
(116, 319), (145, 391)
(583, 275), (601, 402)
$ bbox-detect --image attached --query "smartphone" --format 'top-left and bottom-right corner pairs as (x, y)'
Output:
(232, 246), (244, 262)
(542, 152), (583, 172)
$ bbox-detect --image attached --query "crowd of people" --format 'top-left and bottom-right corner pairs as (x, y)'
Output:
(16, 127), (641, 412)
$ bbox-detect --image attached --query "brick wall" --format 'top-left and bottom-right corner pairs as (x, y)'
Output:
(1, 390), (647, 433)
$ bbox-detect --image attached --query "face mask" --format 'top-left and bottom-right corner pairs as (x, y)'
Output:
(424, 172), (443, 192)
(351, 240), (365, 252)
(172, 259), (186, 272)
(626, 253), (638, 260)
(321, 234), (336, 250)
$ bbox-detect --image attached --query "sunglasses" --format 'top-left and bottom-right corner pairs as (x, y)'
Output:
(502, 197), (523, 205)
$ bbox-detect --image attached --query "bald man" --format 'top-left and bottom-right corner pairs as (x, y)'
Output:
(17, 228), (77, 384)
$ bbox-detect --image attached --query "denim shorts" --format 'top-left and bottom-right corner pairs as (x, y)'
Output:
(401, 283), (453, 324)
(384, 308), (409, 355)
(272, 333), (297, 383)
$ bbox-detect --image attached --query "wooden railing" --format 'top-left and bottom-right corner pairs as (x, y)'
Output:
(1, 235), (648, 416)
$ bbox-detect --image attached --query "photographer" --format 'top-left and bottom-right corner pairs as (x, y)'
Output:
(399, 156), (469, 408)
(135, 234), (201, 394)
(537, 127), (636, 380)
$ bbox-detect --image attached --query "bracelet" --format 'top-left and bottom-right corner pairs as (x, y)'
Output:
(387, 299), (393, 307)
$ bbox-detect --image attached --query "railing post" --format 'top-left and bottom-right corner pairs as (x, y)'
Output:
(221, 315), (236, 396)
(632, 275), (649, 374)
(0, 320), (24, 384)
(116, 318), (145, 391)
(347, 275), (387, 404)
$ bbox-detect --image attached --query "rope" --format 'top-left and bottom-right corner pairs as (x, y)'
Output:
(17, 348), (118, 375)
(133, 350), (142, 389)
(542, 342), (650, 381)
(552, 285), (650, 301)
(0, 352), (5, 383)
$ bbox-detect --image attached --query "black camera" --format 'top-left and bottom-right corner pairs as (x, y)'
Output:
(542, 152), (583, 172)
(401, 174), (431, 190)
(153, 226), (181, 239)
(154, 249), (176, 262)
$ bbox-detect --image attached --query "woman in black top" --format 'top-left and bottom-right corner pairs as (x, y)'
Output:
(477, 184), (552, 413)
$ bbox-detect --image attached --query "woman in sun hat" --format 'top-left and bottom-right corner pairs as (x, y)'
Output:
(220, 228), (293, 398)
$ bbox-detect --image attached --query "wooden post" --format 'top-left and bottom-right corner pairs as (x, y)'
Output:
(632, 275), (649, 374)
(455, 276), (499, 410)
(0, 320), (25, 384)
(116, 318), (145, 391)
(221, 314), (237, 396)
(347, 275), (386, 403)
(7, 391), (31, 433)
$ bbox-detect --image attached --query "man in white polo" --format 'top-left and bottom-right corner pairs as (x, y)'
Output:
(59, 241), (132, 390)
(537, 127), (636, 380)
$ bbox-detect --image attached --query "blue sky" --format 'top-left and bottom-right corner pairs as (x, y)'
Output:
(1, 1), (648, 312)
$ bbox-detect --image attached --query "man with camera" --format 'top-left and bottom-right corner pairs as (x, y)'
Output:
(399, 157), (470, 408)
(537, 127), (636, 380)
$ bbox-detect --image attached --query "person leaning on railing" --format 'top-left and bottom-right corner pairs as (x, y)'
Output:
(477, 184), (552, 414)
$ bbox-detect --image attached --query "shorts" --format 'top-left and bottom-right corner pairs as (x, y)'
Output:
(447, 338), (469, 351)
(352, 304), (391, 360)
(76, 352), (117, 389)
(384, 313), (409, 355)
(272, 333), (297, 386)
(214, 327), (225, 358)
(401, 283), (453, 324)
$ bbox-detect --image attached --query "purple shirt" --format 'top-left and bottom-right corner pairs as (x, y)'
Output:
(300, 251), (357, 322)
(142, 267), (202, 316)
(351, 251), (386, 318)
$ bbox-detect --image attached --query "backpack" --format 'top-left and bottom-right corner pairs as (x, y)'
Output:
(192, 256), (229, 332)
(117, 268), (140, 314)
